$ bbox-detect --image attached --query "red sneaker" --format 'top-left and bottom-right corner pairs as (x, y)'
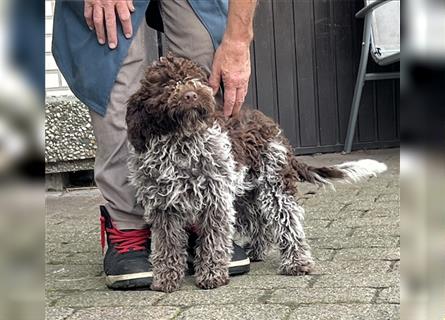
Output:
(100, 206), (152, 289)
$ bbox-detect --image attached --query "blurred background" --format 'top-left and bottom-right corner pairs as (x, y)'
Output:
(402, 0), (445, 319)
(0, 0), (443, 319)
(0, 0), (45, 319)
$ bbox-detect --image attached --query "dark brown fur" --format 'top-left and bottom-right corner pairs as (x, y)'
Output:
(126, 53), (214, 152)
(215, 109), (280, 169)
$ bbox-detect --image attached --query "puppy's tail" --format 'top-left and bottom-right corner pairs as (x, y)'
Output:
(292, 159), (387, 186)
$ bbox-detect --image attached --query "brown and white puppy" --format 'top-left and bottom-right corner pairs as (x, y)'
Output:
(126, 53), (387, 292)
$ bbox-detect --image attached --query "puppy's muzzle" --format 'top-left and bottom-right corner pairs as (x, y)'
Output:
(183, 90), (198, 103)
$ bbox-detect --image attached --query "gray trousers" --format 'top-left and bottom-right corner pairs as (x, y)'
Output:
(89, 1), (215, 229)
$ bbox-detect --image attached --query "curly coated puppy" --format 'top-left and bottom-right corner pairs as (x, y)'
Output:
(126, 53), (387, 292)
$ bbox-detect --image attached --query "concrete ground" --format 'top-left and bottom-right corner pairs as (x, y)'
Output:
(46, 149), (400, 320)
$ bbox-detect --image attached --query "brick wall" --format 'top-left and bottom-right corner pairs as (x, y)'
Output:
(45, 0), (73, 97)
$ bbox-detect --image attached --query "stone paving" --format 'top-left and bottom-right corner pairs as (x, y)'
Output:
(46, 149), (400, 320)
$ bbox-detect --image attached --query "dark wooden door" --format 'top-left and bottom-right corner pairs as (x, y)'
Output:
(246, 0), (399, 154)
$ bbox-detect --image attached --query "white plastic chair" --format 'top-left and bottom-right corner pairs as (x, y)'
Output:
(344, 0), (400, 153)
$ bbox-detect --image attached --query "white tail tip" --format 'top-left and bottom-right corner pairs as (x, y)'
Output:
(336, 159), (387, 182)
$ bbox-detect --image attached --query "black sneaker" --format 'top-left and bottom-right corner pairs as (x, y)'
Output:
(100, 206), (153, 290)
(228, 242), (251, 275)
(186, 232), (250, 276)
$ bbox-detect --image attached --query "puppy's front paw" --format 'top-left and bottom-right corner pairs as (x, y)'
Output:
(279, 260), (315, 276)
(151, 271), (183, 293)
(195, 268), (229, 290)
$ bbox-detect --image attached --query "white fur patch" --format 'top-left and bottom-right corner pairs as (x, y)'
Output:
(257, 140), (306, 242)
(127, 122), (248, 226)
(335, 159), (387, 182)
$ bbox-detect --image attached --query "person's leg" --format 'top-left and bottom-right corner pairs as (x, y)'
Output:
(159, 0), (214, 74)
(89, 22), (153, 289)
(89, 23), (150, 230)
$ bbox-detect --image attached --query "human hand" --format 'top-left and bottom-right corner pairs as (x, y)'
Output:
(209, 39), (251, 117)
(84, 0), (135, 49)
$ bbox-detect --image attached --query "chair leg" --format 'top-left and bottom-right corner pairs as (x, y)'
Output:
(344, 65), (367, 153)
(344, 16), (372, 153)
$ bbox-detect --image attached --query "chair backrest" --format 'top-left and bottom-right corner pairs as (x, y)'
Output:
(366, 0), (400, 61)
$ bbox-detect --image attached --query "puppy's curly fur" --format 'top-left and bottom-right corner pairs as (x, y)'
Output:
(126, 53), (387, 292)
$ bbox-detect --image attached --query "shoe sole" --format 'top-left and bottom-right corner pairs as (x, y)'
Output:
(228, 257), (250, 276)
(186, 257), (251, 276)
(106, 271), (153, 290)
(106, 258), (250, 290)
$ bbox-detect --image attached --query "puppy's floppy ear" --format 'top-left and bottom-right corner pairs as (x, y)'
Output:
(126, 93), (151, 153)
(126, 89), (181, 152)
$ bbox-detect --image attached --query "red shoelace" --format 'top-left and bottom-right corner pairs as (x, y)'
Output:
(100, 216), (150, 254)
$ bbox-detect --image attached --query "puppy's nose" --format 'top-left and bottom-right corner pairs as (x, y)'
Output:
(183, 91), (198, 102)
